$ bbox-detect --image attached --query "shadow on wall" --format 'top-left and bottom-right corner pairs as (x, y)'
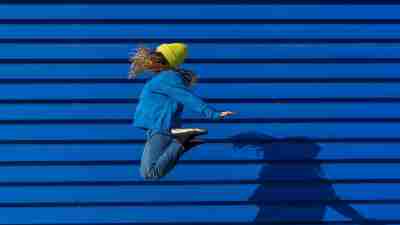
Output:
(229, 131), (383, 224)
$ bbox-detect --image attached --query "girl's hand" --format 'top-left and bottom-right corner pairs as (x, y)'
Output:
(219, 111), (237, 118)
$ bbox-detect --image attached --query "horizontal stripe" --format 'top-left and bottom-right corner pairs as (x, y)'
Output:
(0, 164), (400, 181)
(0, 204), (393, 223)
(0, 200), (398, 207)
(1, 0), (400, 4)
(0, 123), (398, 139)
(4, 44), (400, 59)
(0, 159), (398, 166)
(1, 179), (400, 187)
(2, 5), (400, 19)
(0, 143), (399, 161)
(2, 103), (400, 120)
(0, 138), (399, 144)
(2, 98), (400, 104)
(2, 24), (400, 39)
(0, 184), (398, 202)
(3, 38), (400, 44)
(1, 64), (399, 79)
(0, 222), (383, 225)
(0, 84), (399, 99)
(3, 78), (400, 84)
(3, 19), (400, 24)
(0, 118), (399, 124)
(3, 59), (400, 64)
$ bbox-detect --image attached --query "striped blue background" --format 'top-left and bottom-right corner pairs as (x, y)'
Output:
(0, 1), (399, 224)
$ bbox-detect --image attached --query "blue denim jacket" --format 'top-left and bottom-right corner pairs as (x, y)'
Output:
(133, 69), (221, 135)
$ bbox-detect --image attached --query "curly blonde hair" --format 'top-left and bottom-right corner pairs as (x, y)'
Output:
(128, 45), (168, 79)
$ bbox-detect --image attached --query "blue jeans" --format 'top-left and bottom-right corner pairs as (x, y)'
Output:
(139, 129), (184, 180)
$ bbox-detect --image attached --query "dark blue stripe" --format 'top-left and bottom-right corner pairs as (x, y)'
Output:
(2, 38), (400, 44)
(0, 200), (398, 207)
(0, 221), (394, 225)
(0, 138), (398, 145)
(0, 159), (399, 166)
(1, 118), (400, 124)
(1, 98), (400, 104)
(0, 78), (399, 83)
(1, 179), (400, 187)
(1, 19), (400, 24)
(2, 58), (400, 64)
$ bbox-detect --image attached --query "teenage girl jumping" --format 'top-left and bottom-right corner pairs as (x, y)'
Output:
(128, 43), (236, 180)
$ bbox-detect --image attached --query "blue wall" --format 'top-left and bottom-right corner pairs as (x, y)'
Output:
(0, 2), (399, 224)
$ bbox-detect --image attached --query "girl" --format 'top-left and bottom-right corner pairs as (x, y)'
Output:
(128, 43), (236, 180)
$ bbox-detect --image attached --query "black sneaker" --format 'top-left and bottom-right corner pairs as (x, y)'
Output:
(179, 138), (206, 157)
(171, 128), (208, 146)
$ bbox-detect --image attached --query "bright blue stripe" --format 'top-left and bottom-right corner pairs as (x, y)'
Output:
(0, 184), (398, 202)
(0, 163), (399, 181)
(2, 24), (400, 38)
(0, 204), (397, 223)
(0, 64), (399, 79)
(3, 44), (400, 59)
(1, 5), (400, 19)
(0, 83), (399, 99)
(0, 206), (258, 223)
(1, 103), (400, 119)
(0, 123), (398, 139)
(1, 143), (400, 161)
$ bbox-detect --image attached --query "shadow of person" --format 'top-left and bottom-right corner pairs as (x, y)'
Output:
(229, 131), (383, 224)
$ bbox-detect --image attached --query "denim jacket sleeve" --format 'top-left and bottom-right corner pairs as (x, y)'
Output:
(153, 73), (221, 120)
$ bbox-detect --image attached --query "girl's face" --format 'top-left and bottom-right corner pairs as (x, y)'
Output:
(145, 52), (170, 73)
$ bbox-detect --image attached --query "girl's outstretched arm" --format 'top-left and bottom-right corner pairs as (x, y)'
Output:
(153, 73), (221, 120)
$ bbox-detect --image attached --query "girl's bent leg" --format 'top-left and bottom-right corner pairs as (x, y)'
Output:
(140, 132), (184, 180)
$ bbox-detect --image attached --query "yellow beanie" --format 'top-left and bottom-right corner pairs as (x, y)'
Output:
(156, 43), (187, 68)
